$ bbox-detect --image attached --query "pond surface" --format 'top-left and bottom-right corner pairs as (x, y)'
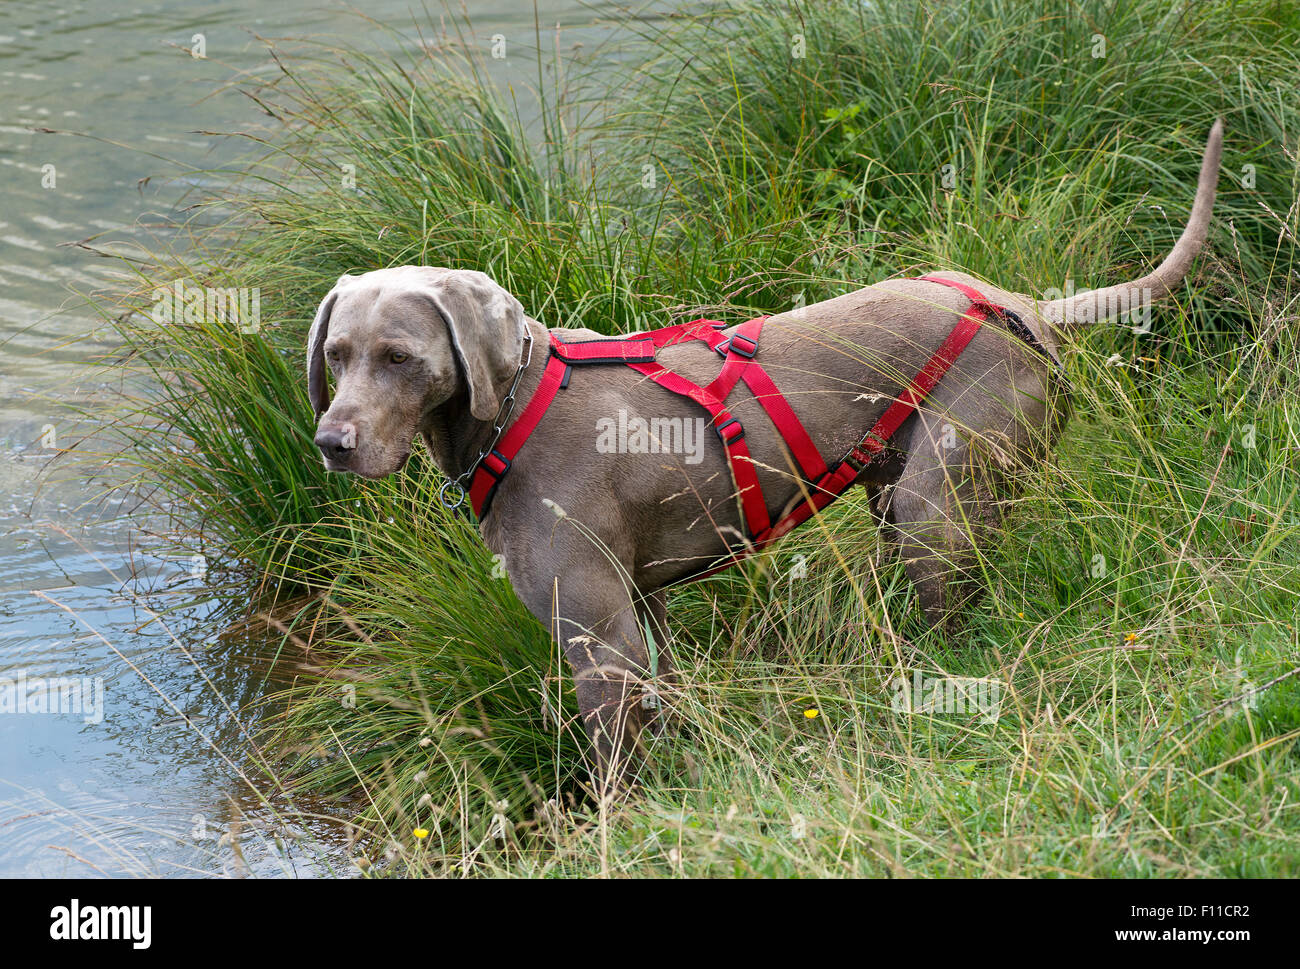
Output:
(0, 0), (640, 877)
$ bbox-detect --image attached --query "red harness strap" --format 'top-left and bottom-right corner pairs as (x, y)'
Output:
(467, 275), (1003, 579)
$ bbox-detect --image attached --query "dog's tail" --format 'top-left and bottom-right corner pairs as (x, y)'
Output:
(1040, 119), (1223, 329)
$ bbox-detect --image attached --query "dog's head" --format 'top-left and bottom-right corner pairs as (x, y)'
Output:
(307, 266), (526, 479)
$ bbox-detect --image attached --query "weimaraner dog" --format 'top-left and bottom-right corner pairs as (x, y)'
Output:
(308, 122), (1222, 789)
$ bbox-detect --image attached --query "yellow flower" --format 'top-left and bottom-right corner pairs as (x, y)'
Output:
(1124, 632), (1138, 643)
(1017, 612), (1025, 619)
(804, 708), (819, 719)
(413, 827), (429, 840)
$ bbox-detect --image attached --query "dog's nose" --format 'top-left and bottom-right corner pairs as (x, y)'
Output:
(315, 422), (357, 462)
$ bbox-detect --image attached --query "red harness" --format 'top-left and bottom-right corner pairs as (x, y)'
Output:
(467, 275), (1018, 579)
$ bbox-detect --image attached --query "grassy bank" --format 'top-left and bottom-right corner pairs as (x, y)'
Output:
(108, 0), (1300, 875)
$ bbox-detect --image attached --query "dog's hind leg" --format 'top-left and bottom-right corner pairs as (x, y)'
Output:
(878, 422), (1004, 634)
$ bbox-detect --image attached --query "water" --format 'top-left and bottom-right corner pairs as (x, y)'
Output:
(0, 0), (641, 877)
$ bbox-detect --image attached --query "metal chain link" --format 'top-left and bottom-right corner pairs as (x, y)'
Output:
(439, 328), (535, 511)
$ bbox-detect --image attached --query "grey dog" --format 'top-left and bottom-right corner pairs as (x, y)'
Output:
(307, 121), (1222, 788)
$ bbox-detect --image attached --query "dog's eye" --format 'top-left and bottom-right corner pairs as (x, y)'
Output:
(389, 351), (409, 364)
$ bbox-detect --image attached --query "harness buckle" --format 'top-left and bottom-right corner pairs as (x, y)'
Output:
(715, 418), (745, 445)
(842, 438), (885, 474)
(716, 332), (759, 359)
(481, 448), (511, 480)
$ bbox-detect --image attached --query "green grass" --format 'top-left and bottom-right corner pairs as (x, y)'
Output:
(102, 0), (1300, 876)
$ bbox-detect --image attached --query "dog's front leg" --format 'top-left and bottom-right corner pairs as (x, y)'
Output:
(506, 551), (661, 798)
(634, 590), (678, 737)
(563, 605), (657, 798)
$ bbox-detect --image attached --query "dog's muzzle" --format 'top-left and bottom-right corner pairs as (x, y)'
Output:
(315, 421), (357, 466)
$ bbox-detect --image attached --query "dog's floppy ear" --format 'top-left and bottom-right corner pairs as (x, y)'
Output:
(421, 269), (526, 422)
(306, 274), (353, 419)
